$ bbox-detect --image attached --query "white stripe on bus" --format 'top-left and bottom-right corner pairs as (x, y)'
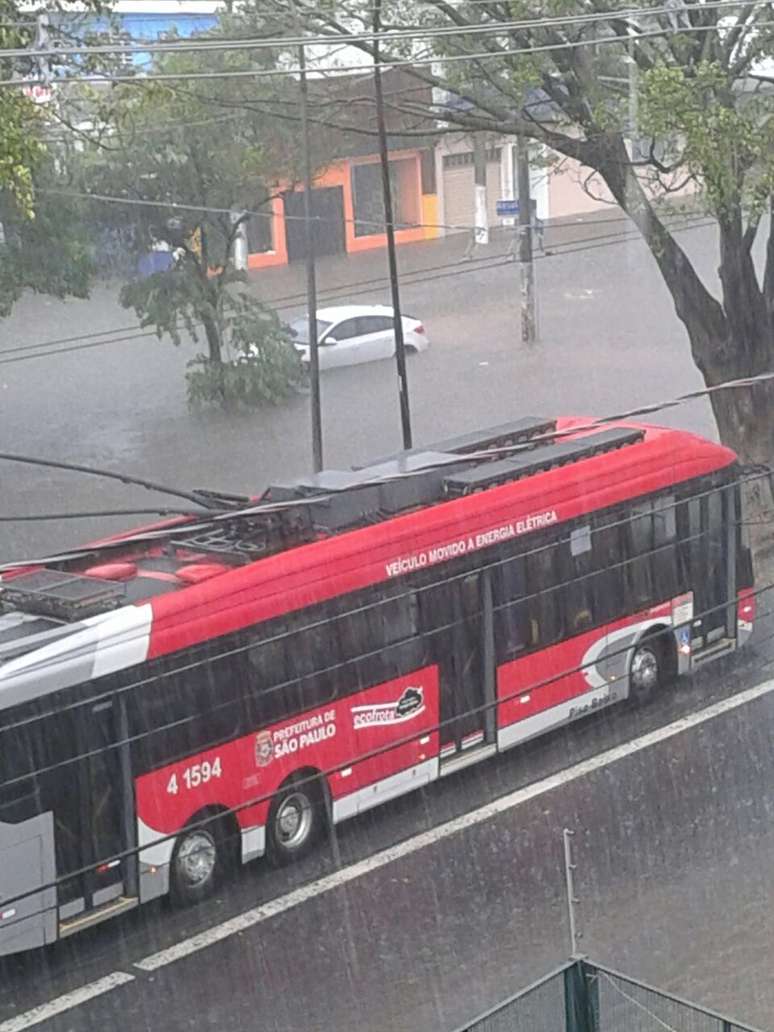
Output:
(6, 677), (772, 1031)
(135, 674), (774, 972)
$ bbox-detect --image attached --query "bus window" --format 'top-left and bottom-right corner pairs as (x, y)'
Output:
(526, 543), (564, 646)
(494, 556), (529, 658)
(0, 722), (39, 825)
(339, 590), (423, 685)
(626, 503), (654, 608)
(652, 496), (679, 599)
(564, 526), (595, 634)
(591, 517), (625, 622)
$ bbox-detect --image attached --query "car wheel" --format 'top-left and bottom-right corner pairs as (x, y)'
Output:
(267, 776), (325, 866)
(170, 828), (220, 906)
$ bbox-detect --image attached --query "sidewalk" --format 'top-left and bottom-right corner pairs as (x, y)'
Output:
(245, 210), (629, 313)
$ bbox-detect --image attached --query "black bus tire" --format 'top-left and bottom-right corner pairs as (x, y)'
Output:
(628, 634), (670, 705)
(170, 815), (235, 906)
(267, 774), (326, 866)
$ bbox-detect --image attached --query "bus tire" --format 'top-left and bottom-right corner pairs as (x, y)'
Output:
(267, 773), (325, 866)
(628, 633), (670, 704)
(169, 813), (235, 906)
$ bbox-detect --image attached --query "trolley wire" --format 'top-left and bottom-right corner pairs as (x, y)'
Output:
(0, 452), (228, 511)
(4, 15), (772, 88)
(1, 349), (760, 569)
(0, 0), (761, 61)
(0, 469), (765, 750)
(0, 572), (771, 922)
(0, 211), (714, 368)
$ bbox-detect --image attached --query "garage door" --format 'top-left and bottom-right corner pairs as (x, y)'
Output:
(442, 151), (502, 234)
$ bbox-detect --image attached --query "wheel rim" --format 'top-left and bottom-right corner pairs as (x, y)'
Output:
(176, 831), (217, 888)
(275, 792), (313, 850)
(631, 646), (659, 693)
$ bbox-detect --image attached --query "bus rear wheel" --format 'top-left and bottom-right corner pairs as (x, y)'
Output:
(267, 775), (325, 866)
(170, 827), (221, 906)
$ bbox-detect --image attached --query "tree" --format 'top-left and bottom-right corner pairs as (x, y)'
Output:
(0, 163), (95, 318)
(0, 1), (114, 317)
(277, 0), (774, 504)
(80, 30), (331, 407)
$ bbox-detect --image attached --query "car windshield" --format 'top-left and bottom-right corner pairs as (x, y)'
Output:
(289, 317), (333, 344)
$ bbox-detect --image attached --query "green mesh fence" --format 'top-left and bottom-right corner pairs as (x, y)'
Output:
(453, 959), (765, 1032)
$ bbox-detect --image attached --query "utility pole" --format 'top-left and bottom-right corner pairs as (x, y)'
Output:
(373, 0), (412, 451)
(472, 134), (489, 246)
(515, 137), (537, 344)
(34, 11), (51, 85)
(292, 2), (323, 472)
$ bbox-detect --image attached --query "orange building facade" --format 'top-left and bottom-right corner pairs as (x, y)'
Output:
(246, 149), (440, 271)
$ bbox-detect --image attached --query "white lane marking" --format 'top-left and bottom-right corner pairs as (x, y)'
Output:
(0, 972), (135, 1032)
(136, 675), (774, 972)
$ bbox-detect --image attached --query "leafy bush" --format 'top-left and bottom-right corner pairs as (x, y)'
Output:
(185, 293), (308, 409)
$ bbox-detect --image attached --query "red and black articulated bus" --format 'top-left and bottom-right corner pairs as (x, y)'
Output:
(0, 416), (754, 954)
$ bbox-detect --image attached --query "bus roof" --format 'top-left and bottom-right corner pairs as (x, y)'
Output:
(0, 417), (736, 711)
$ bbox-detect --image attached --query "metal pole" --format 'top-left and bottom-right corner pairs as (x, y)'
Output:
(293, 5), (323, 472)
(473, 134), (489, 246)
(563, 828), (581, 956)
(373, 0), (413, 451)
(516, 137), (537, 344)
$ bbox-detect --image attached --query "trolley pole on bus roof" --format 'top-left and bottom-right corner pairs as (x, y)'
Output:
(293, 3), (323, 473)
(373, 0), (413, 451)
(516, 137), (537, 345)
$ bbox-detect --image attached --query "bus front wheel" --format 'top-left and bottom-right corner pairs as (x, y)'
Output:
(267, 774), (325, 866)
(629, 639), (663, 704)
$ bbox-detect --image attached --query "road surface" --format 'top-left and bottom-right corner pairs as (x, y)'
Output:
(2, 633), (773, 1032)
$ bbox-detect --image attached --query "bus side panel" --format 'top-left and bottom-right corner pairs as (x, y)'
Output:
(496, 602), (674, 748)
(135, 665), (439, 877)
(329, 666), (440, 821)
(0, 812), (56, 956)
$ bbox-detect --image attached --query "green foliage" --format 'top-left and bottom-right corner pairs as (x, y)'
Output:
(0, 2), (42, 214)
(0, 164), (95, 318)
(640, 61), (774, 218)
(81, 16), (335, 409)
(119, 255), (227, 347)
(0, 0), (109, 315)
(120, 262), (305, 408)
(186, 292), (308, 409)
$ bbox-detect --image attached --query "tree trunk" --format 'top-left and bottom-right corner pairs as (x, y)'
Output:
(591, 133), (774, 548)
(202, 310), (222, 365)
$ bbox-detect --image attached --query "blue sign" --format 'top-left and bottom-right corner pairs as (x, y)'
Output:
(496, 199), (520, 217)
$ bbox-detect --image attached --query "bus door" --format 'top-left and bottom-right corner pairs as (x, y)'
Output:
(687, 488), (732, 649)
(52, 698), (136, 931)
(79, 698), (136, 911)
(432, 571), (495, 763)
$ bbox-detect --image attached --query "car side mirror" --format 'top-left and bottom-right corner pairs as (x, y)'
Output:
(324, 336), (338, 346)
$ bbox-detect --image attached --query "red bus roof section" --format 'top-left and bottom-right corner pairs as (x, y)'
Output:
(146, 419), (736, 659)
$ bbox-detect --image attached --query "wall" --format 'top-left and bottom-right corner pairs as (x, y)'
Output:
(248, 150), (439, 269)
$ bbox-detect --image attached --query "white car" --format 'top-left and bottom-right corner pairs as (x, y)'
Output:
(288, 305), (430, 370)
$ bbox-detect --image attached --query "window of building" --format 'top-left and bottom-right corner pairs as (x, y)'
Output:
(352, 157), (418, 237)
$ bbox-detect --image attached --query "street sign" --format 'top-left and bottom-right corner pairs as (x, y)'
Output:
(496, 199), (519, 217)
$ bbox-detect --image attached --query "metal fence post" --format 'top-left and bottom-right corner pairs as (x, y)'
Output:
(564, 959), (599, 1032)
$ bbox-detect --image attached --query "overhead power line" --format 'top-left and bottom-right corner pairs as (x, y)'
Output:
(2, 11), (769, 87)
(0, 212), (715, 368)
(0, 568), (770, 924)
(0, 353), (763, 570)
(0, 0), (763, 60)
